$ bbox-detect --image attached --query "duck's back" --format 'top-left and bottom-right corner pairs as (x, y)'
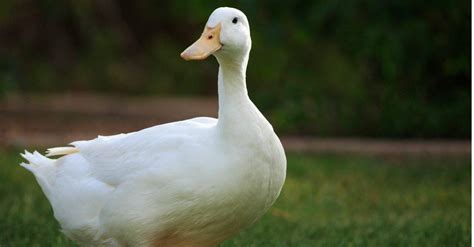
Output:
(72, 117), (218, 186)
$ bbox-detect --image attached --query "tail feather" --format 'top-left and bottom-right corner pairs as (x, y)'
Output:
(21, 150), (53, 167)
(20, 150), (57, 197)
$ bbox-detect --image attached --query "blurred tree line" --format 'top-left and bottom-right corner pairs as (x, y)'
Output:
(0, 0), (470, 138)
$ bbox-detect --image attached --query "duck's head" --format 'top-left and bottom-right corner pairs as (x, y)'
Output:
(181, 7), (251, 62)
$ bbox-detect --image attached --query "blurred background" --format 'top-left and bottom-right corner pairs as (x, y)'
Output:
(0, 0), (471, 246)
(0, 0), (470, 140)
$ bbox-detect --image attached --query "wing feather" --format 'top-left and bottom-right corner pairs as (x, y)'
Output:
(71, 117), (217, 186)
(46, 147), (80, 157)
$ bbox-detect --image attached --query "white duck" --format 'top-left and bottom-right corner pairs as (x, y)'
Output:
(21, 7), (286, 247)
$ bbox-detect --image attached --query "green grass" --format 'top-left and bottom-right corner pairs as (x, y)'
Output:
(0, 149), (470, 246)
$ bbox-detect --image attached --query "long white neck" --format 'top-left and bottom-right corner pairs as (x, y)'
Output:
(215, 52), (254, 134)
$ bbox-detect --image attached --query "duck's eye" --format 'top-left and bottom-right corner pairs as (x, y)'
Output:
(232, 17), (238, 24)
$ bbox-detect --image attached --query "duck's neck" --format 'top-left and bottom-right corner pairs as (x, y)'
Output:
(216, 53), (253, 134)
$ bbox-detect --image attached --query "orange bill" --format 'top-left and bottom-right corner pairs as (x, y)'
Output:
(181, 23), (222, 60)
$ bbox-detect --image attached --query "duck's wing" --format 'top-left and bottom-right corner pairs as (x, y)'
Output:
(20, 117), (216, 244)
(70, 117), (217, 186)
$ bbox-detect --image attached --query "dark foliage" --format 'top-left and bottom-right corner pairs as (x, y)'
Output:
(0, 0), (470, 138)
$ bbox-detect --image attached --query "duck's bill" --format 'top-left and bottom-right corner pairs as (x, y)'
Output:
(181, 23), (222, 61)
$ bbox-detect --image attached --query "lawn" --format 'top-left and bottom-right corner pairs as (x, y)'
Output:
(0, 149), (470, 246)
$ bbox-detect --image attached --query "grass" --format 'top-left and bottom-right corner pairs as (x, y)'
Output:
(0, 149), (470, 246)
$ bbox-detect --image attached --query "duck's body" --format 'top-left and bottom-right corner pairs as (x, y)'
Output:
(21, 7), (286, 247)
